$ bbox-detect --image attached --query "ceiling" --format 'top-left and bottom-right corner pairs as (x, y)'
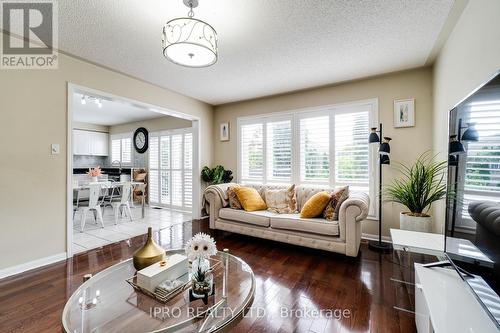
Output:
(58, 0), (455, 105)
(73, 93), (165, 126)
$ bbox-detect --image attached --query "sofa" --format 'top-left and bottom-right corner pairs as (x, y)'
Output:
(204, 183), (370, 257)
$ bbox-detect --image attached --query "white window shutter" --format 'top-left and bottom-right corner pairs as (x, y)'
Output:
(334, 111), (370, 187)
(241, 123), (264, 181)
(267, 120), (292, 182)
(299, 116), (330, 182)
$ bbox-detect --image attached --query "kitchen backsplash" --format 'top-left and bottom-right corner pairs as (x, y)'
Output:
(73, 153), (147, 168)
(73, 155), (108, 168)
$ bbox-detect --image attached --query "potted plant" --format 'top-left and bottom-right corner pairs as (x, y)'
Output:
(201, 165), (233, 185)
(385, 152), (447, 232)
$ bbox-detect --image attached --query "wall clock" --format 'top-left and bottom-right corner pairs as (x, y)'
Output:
(133, 127), (149, 154)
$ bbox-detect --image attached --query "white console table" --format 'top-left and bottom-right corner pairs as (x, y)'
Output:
(414, 263), (498, 333)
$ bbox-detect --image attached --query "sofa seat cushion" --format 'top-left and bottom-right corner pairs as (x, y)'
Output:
(270, 214), (339, 236)
(219, 208), (272, 227)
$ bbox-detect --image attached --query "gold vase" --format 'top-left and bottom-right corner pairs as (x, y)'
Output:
(133, 227), (165, 270)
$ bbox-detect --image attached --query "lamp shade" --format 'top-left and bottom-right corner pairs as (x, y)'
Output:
(162, 17), (218, 67)
(449, 135), (465, 155)
(369, 127), (380, 143)
(461, 123), (479, 142)
(380, 154), (390, 165)
(380, 137), (391, 155)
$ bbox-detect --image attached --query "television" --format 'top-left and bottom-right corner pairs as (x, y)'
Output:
(445, 71), (500, 329)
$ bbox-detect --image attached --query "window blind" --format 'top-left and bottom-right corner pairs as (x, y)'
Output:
(149, 136), (159, 203)
(266, 120), (292, 182)
(121, 138), (132, 164)
(335, 111), (370, 186)
(149, 130), (193, 210)
(111, 139), (121, 163)
(241, 123), (264, 181)
(299, 116), (330, 182)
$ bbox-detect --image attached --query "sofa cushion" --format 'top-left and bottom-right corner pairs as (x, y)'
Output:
(264, 185), (298, 214)
(300, 191), (331, 218)
(323, 186), (349, 221)
(234, 187), (268, 211)
(227, 185), (243, 210)
(219, 208), (271, 227)
(270, 214), (339, 236)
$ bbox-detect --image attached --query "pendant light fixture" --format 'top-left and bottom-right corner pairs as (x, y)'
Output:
(162, 0), (218, 68)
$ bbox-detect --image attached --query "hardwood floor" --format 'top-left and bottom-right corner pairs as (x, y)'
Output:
(0, 219), (435, 333)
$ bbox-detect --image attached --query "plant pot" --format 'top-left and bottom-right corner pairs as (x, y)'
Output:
(190, 257), (213, 298)
(399, 212), (432, 232)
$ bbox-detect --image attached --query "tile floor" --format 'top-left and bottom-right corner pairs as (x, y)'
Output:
(72, 205), (192, 254)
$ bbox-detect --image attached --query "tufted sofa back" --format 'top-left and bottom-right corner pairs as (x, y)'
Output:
(242, 183), (334, 211)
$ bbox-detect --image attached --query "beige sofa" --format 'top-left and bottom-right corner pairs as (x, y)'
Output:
(204, 183), (370, 257)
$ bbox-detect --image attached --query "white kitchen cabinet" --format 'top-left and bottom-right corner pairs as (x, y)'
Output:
(73, 130), (109, 156)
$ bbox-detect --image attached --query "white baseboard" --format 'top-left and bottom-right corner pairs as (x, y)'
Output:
(0, 252), (67, 280)
(362, 233), (392, 243)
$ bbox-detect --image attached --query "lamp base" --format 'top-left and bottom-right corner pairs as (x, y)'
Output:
(368, 240), (393, 252)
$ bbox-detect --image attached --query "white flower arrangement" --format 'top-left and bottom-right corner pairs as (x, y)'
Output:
(185, 233), (217, 261)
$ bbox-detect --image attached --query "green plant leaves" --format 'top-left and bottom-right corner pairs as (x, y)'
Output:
(385, 152), (447, 214)
(201, 165), (233, 185)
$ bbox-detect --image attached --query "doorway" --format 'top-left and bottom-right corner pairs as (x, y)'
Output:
(67, 83), (201, 257)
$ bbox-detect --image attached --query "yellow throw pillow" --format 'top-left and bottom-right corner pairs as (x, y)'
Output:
(300, 191), (331, 218)
(234, 186), (267, 212)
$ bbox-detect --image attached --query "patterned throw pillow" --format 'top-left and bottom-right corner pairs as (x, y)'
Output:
(227, 186), (242, 210)
(323, 186), (349, 221)
(264, 185), (298, 214)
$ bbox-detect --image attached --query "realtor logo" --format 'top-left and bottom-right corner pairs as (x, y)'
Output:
(1, 0), (58, 69)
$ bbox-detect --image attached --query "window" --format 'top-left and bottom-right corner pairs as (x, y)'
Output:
(267, 120), (292, 182)
(299, 115), (329, 182)
(240, 123), (264, 181)
(237, 100), (377, 214)
(110, 134), (132, 165)
(149, 129), (193, 211)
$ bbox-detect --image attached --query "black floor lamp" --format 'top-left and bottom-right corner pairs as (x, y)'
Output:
(368, 123), (393, 252)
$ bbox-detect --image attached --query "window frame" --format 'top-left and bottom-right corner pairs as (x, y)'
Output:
(237, 98), (378, 218)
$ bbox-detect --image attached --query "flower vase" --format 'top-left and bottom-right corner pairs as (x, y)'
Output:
(191, 256), (213, 298)
(91, 176), (98, 183)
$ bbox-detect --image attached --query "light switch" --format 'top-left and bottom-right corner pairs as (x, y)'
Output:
(51, 144), (60, 155)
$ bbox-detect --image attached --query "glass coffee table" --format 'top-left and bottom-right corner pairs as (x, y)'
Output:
(62, 249), (255, 333)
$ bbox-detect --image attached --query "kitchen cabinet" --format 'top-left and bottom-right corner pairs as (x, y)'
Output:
(73, 129), (109, 156)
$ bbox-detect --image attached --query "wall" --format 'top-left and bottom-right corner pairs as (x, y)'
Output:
(213, 67), (434, 236)
(109, 115), (192, 135)
(432, 0), (500, 233)
(109, 116), (193, 167)
(0, 32), (213, 271)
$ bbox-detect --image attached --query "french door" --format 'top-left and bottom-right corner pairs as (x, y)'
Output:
(149, 129), (193, 211)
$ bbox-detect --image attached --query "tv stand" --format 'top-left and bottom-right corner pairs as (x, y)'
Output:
(414, 263), (498, 333)
(422, 260), (474, 277)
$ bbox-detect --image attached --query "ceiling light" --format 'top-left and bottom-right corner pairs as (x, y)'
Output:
(81, 96), (86, 105)
(97, 99), (102, 108)
(162, 0), (218, 68)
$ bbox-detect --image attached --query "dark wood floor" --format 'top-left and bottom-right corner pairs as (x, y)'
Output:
(0, 219), (435, 333)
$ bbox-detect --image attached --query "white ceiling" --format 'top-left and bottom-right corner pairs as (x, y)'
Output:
(73, 93), (164, 125)
(58, 0), (455, 105)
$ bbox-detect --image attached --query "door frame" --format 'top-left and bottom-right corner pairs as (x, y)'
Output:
(67, 83), (201, 258)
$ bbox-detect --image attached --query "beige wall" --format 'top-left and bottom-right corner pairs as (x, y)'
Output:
(73, 121), (109, 132)
(0, 34), (213, 270)
(432, 0), (500, 233)
(109, 115), (192, 135)
(213, 67), (434, 236)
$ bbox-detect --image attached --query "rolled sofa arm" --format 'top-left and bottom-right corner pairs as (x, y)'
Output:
(203, 183), (238, 229)
(338, 191), (370, 257)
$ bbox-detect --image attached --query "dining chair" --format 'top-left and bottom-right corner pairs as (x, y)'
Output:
(76, 183), (104, 232)
(111, 182), (133, 225)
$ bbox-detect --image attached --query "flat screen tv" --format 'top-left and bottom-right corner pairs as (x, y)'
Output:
(445, 71), (500, 329)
